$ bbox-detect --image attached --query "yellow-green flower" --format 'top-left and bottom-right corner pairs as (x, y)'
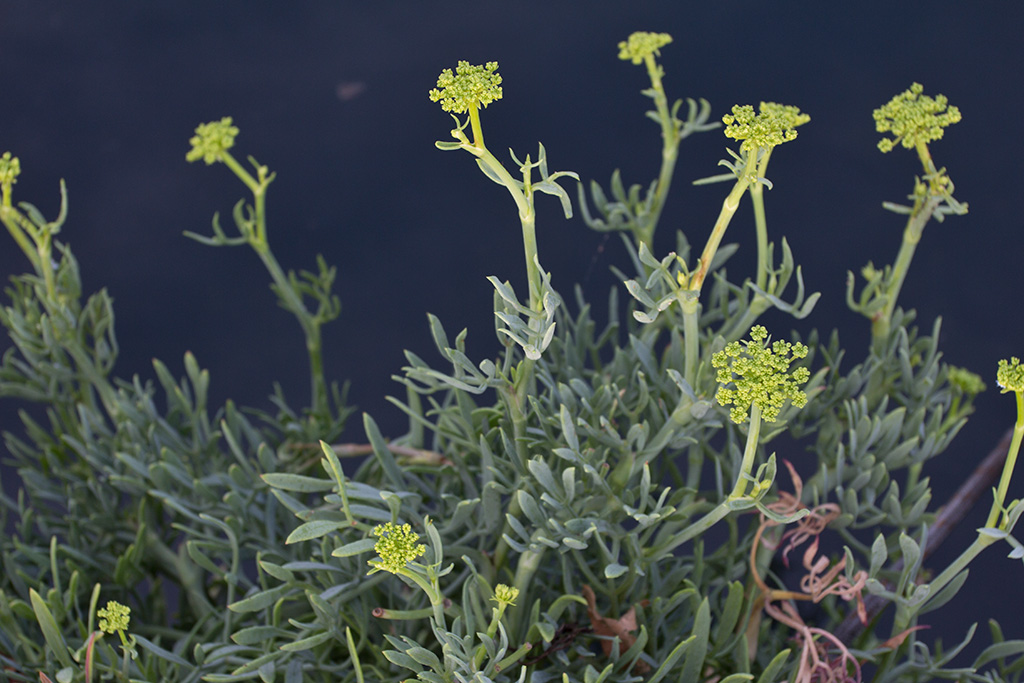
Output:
(712, 325), (809, 423)
(428, 61), (503, 114)
(722, 102), (810, 152)
(874, 82), (961, 153)
(186, 117), (239, 165)
(947, 365), (986, 396)
(997, 357), (1024, 394)
(0, 152), (20, 188)
(0, 152), (20, 206)
(617, 31), (672, 64)
(492, 583), (519, 607)
(97, 600), (130, 635)
(372, 522), (426, 573)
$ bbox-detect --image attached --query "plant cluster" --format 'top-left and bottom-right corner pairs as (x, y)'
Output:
(1, 31), (1023, 683)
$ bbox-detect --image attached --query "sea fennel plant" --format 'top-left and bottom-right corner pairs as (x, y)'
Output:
(2, 31), (1024, 683)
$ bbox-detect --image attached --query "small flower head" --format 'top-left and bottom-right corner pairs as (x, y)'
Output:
(186, 117), (239, 165)
(492, 583), (520, 607)
(617, 31), (673, 65)
(372, 522), (426, 573)
(712, 325), (810, 423)
(97, 600), (131, 635)
(428, 61), (503, 114)
(947, 365), (986, 396)
(997, 357), (1024, 394)
(0, 152), (20, 206)
(874, 82), (961, 153)
(0, 152), (20, 188)
(722, 102), (810, 152)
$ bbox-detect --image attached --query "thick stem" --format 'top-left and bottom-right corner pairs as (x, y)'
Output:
(751, 149), (773, 292)
(730, 405), (763, 499)
(652, 406), (764, 556)
(634, 53), (679, 249)
(987, 392), (1024, 528)
(689, 156), (755, 296)
(679, 292), (700, 388)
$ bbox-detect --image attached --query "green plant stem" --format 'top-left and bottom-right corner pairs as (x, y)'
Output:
(751, 150), (772, 292)
(634, 52), (679, 249)
(688, 153), (757, 297)
(222, 150), (329, 415)
(896, 396), (1024, 633)
(653, 406), (763, 555)
(403, 567), (448, 631)
(463, 141), (541, 310)
(1, 199), (62, 311)
(986, 391), (1024, 529)
(679, 292), (700, 389)
(677, 153), (756, 390)
(508, 546), (544, 637)
(719, 167), (774, 343)
(730, 405), (763, 499)
(870, 142), (940, 353)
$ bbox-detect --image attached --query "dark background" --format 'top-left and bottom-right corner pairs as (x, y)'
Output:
(1, 1), (1021, 662)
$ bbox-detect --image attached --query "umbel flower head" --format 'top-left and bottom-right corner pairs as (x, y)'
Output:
(947, 365), (986, 396)
(874, 82), (961, 153)
(0, 152), (20, 188)
(712, 325), (810, 423)
(492, 583), (520, 607)
(186, 117), (239, 165)
(0, 151), (20, 206)
(428, 61), (503, 114)
(617, 31), (672, 64)
(722, 102), (810, 152)
(372, 522), (426, 573)
(97, 600), (131, 635)
(997, 357), (1024, 394)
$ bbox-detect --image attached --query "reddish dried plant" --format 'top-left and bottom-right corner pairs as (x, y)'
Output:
(750, 460), (868, 683)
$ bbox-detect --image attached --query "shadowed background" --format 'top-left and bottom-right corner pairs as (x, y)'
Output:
(1, 0), (1021, 662)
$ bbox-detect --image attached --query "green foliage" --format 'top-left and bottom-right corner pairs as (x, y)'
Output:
(1, 32), (1022, 683)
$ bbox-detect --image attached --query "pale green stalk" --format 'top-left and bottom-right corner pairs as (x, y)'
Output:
(679, 153), (757, 386)
(220, 150), (330, 415)
(634, 51), (678, 249)
(870, 142), (941, 352)
(719, 149), (775, 340)
(507, 546), (544, 637)
(455, 106), (541, 310)
(987, 390), (1024, 529)
(730, 404), (763, 498)
(895, 386), (1024, 634)
(651, 405), (763, 556)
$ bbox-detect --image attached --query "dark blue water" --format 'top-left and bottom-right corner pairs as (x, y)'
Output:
(1, 0), (1021, 667)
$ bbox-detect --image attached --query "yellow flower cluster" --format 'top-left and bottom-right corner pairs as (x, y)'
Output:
(722, 103), (810, 153)
(0, 152), (20, 188)
(617, 31), (673, 65)
(874, 82), (961, 153)
(428, 61), (503, 114)
(492, 583), (519, 607)
(98, 600), (131, 635)
(947, 366), (986, 396)
(372, 522), (426, 573)
(997, 357), (1024, 394)
(186, 117), (239, 165)
(712, 326), (809, 424)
